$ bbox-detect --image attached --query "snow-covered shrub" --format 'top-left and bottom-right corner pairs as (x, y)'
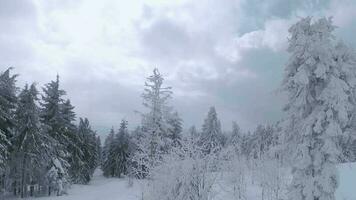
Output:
(144, 140), (217, 200)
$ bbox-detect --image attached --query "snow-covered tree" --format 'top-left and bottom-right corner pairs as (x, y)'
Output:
(167, 111), (183, 147)
(0, 68), (17, 172)
(136, 68), (173, 172)
(10, 84), (51, 197)
(76, 118), (98, 183)
(40, 75), (70, 194)
(282, 17), (356, 200)
(102, 120), (132, 178)
(114, 120), (131, 177)
(102, 129), (114, 177)
(199, 106), (223, 154)
(230, 121), (242, 153)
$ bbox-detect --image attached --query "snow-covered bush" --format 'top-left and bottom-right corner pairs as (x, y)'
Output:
(144, 140), (217, 200)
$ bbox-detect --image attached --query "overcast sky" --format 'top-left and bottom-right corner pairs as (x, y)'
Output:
(1, 0), (356, 135)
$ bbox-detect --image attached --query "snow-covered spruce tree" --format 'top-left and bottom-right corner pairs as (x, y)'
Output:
(189, 125), (199, 140)
(40, 75), (70, 195)
(167, 111), (183, 147)
(282, 17), (356, 200)
(229, 121), (242, 153)
(76, 118), (98, 183)
(199, 106), (223, 155)
(249, 125), (274, 159)
(135, 68), (173, 174)
(10, 84), (51, 198)
(0, 68), (17, 174)
(102, 127), (115, 176)
(114, 120), (132, 177)
(103, 120), (133, 178)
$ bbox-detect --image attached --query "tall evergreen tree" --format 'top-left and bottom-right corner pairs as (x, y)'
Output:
(103, 120), (132, 178)
(140, 68), (173, 167)
(77, 118), (98, 183)
(11, 84), (50, 198)
(40, 75), (69, 195)
(0, 68), (17, 171)
(199, 106), (223, 154)
(102, 127), (115, 177)
(282, 17), (356, 200)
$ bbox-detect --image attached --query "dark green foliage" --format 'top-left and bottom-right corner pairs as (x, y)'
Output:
(102, 120), (133, 178)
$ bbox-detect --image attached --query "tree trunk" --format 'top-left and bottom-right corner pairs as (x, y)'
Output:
(48, 186), (51, 196)
(21, 156), (27, 198)
(13, 181), (17, 196)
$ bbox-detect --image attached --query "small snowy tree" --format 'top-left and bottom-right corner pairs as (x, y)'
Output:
(167, 111), (183, 147)
(282, 17), (356, 200)
(230, 121), (242, 153)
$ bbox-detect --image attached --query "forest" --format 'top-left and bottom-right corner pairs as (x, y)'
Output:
(1, 16), (356, 200)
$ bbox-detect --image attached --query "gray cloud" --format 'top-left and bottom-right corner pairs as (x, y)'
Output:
(1, 0), (356, 136)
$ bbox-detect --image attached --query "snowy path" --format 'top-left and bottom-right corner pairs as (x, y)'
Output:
(34, 170), (142, 200)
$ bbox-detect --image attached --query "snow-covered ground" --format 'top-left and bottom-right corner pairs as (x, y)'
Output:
(17, 163), (356, 200)
(19, 170), (143, 200)
(336, 163), (356, 200)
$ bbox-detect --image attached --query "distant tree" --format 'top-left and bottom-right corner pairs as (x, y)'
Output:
(199, 106), (223, 154)
(188, 125), (199, 140)
(167, 111), (183, 147)
(103, 120), (132, 178)
(76, 118), (98, 183)
(230, 121), (242, 153)
(102, 127), (115, 177)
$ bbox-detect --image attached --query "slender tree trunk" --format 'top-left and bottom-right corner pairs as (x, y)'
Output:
(21, 156), (27, 198)
(48, 186), (51, 196)
(13, 181), (17, 196)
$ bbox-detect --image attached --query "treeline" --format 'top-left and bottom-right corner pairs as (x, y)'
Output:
(100, 68), (281, 180)
(0, 70), (101, 198)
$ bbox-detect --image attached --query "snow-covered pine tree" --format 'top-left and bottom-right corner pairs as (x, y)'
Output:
(188, 125), (199, 140)
(60, 99), (85, 184)
(103, 120), (132, 178)
(199, 106), (223, 155)
(40, 75), (70, 195)
(139, 68), (173, 168)
(167, 111), (183, 147)
(11, 83), (50, 198)
(102, 127), (116, 177)
(77, 118), (98, 183)
(113, 120), (131, 177)
(0, 68), (17, 173)
(230, 121), (242, 153)
(282, 17), (356, 200)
